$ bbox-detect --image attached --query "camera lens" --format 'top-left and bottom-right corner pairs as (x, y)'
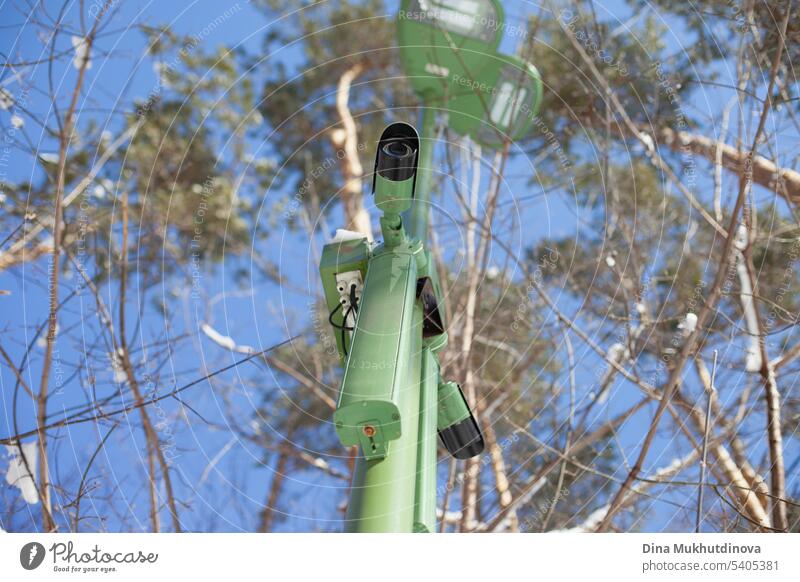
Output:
(374, 123), (418, 186)
(382, 140), (412, 159)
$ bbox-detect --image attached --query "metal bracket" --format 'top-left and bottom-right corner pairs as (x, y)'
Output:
(356, 421), (389, 461)
(416, 277), (445, 337)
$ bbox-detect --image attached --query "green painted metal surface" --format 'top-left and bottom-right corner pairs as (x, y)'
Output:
(397, 0), (504, 103)
(406, 106), (436, 242)
(333, 244), (420, 460)
(344, 305), (424, 532)
(413, 347), (439, 532)
(436, 380), (472, 429)
(398, 0), (542, 150)
(447, 53), (543, 148)
(375, 173), (414, 216)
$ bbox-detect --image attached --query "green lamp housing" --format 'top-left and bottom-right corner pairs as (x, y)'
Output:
(447, 53), (543, 149)
(397, 0), (505, 103)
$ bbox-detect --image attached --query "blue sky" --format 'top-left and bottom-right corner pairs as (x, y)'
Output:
(1, 0), (797, 532)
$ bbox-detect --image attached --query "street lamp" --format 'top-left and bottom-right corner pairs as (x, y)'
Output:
(397, 0), (504, 103)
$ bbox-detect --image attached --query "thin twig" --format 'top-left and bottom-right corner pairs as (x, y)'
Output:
(696, 351), (717, 532)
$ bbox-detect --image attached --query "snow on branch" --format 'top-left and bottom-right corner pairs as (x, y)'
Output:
(5, 441), (39, 504)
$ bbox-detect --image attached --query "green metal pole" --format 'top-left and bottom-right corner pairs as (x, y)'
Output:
(344, 304), (423, 532)
(406, 104), (436, 242)
(413, 346), (439, 532)
(409, 105), (440, 533)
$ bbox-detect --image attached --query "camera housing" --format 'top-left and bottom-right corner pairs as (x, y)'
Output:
(437, 381), (484, 459)
(372, 122), (419, 215)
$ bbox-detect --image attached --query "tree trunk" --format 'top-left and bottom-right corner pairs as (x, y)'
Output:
(329, 63), (372, 239)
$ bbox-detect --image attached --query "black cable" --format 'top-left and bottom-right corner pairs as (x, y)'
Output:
(328, 301), (344, 328)
(328, 283), (361, 356)
(349, 283), (358, 312)
(342, 305), (353, 356)
(328, 301), (355, 331)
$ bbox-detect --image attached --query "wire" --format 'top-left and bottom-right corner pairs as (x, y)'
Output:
(328, 301), (344, 328)
(342, 305), (353, 356)
(328, 302), (355, 331)
(328, 283), (360, 356)
(349, 283), (358, 312)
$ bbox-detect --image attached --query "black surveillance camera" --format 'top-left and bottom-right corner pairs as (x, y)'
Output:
(373, 122), (419, 213)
